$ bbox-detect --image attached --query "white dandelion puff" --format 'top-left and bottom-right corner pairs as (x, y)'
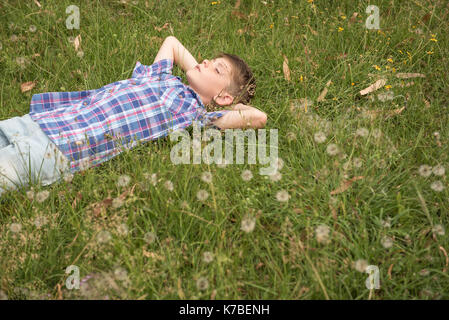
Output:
(144, 232), (157, 244)
(353, 157), (363, 168)
(381, 217), (392, 228)
(97, 230), (112, 244)
(377, 91), (394, 102)
(430, 180), (445, 192)
(354, 259), (369, 273)
(117, 223), (129, 236)
(241, 169), (253, 181)
(113, 267), (129, 282)
(63, 173), (74, 183)
(77, 50), (84, 58)
(432, 224), (445, 236)
(29, 25), (37, 33)
(111, 197), (124, 209)
(315, 224), (331, 244)
(117, 174), (131, 187)
(276, 157), (284, 171)
(201, 171), (213, 183)
(432, 165), (445, 176)
(372, 128), (382, 139)
(196, 189), (209, 201)
(381, 235), (393, 248)
(241, 215), (256, 233)
(418, 165), (432, 177)
(33, 216), (48, 228)
(356, 127), (369, 137)
(314, 131), (327, 143)
(276, 190), (290, 202)
(269, 171), (282, 182)
(196, 277), (209, 291)
(26, 190), (34, 200)
(326, 143), (339, 156)
(164, 180), (174, 191)
(202, 251), (214, 263)
(10, 223), (22, 233)
(35, 190), (50, 203)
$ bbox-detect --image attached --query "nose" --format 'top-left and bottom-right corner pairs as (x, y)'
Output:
(202, 59), (210, 68)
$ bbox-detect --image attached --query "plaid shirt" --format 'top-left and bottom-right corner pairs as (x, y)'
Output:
(29, 59), (229, 173)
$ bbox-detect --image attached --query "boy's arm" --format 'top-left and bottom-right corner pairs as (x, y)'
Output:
(153, 36), (198, 72)
(212, 104), (268, 130)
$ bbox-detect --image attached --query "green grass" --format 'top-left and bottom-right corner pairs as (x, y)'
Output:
(1, 0), (448, 300)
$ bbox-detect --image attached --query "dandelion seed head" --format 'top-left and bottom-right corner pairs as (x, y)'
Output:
(326, 143), (339, 156)
(432, 224), (445, 236)
(113, 267), (129, 282)
(381, 217), (392, 228)
(34, 216), (48, 228)
(354, 259), (369, 273)
(241, 169), (253, 181)
(77, 50), (84, 58)
(314, 131), (327, 143)
(418, 165), (432, 177)
(29, 25), (37, 33)
(356, 127), (369, 137)
(10, 223), (22, 233)
(353, 157), (363, 168)
(63, 173), (74, 183)
(315, 224), (331, 244)
(35, 190), (50, 203)
(203, 251), (214, 263)
(196, 189), (209, 201)
(117, 174), (131, 187)
(430, 180), (445, 192)
(381, 235), (393, 248)
(276, 157), (284, 171)
(432, 165), (445, 176)
(372, 128), (382, 139)
(241, 216), (256, 233)
(276, 189), (290, 202)
(144, 232), (157, 244)
(112, 197), (124, 209)
(201, 171), (213, 183)
(196, 277), (209, 291)
(117, 223), (129, 236)
(164, 180), (174, 191)
(97, 230), (112, 244)
(26, 190), (34, 200)
(269, 171), (282, 182)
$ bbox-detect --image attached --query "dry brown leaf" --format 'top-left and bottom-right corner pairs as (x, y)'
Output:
(330, 176), (364, 195)
(363, 107), (405, 119)
(306, 24), (318, 36)
(283, 55), (291, 82)
(143, 249), (164, 261)
(20, 81), (36, 93)
(231, 10), (247, 19)
(395, 73), (425, 79)
(73, 34), (81, 52)
(317, 80), (332, 102)
(388, 264), (394, 280)
(154, 22), (169, 32)
(33, 0), (42, 7)
(360, 79), (387, 95)
(234, 0), (241, 9)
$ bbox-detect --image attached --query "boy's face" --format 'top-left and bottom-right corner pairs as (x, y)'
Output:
(186, 57), (234, 106)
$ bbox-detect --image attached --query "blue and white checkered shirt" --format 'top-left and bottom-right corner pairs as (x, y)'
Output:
(29, 59), (229, 173)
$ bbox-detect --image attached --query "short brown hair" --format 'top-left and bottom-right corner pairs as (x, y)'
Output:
(214, 53), (256, 105)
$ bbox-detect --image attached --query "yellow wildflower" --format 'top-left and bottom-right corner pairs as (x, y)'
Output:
(373, 65), (381, 71)
(387, 58), (393, 63)
(385, 85), (392, 90)
(338, 27), (344, 32)
(426, 51), (434, 55)
(269, 23), (274, 29)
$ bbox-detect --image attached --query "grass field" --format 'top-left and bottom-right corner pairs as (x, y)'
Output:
(0, 0), (448, 300)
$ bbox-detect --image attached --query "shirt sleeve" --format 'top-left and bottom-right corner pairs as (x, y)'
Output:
(195, 109), (231, 130)
(132, 59), (174, 78)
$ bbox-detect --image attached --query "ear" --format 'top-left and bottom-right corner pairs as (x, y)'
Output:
(213, 91), (234, 106)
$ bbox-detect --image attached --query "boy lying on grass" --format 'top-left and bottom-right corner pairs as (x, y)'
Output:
(0, 36), (267, 196)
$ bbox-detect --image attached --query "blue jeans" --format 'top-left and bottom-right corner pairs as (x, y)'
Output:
(0, 113), (71, 196)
